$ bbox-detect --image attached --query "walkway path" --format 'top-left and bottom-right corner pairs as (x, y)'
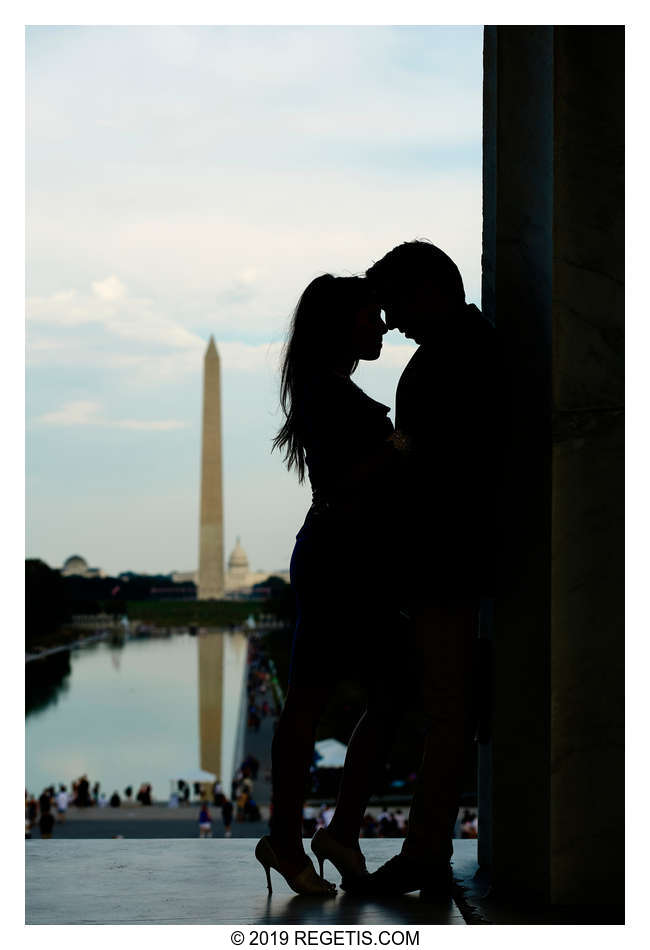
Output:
(25, 630), (111, 663)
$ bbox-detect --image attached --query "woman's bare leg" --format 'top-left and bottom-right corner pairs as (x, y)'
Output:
(327, 612), (412, 848)
(270, 684), (331, 875)
(326, 708), (385, 846)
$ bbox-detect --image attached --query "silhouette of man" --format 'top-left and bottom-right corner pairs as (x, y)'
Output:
(364, 240), (498, 895)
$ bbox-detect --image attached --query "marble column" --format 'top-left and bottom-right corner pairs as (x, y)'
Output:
(481, 26), (624, 906)
(481, 25), (554, 901)
(549, 26), (624, 906)
(198, 336), (225, 599)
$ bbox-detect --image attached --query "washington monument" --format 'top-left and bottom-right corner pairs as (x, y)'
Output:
(198, 336), (224, 599)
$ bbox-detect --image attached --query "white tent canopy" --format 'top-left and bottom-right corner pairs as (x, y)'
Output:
(314, 738), (348, 769)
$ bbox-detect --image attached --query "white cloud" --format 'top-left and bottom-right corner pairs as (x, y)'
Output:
(28, 168), (482, 328)
(38, 401), (102, 425)
(35, 400), (186, 430)
(92, 275), (126, 301)
(219, 341), (282, 373)
(28, 28), (481, 160)
(100, 350), (203, 384)
(27, 289), (104, 327)
(114, 419), (186, 431)
(236, 267), (258, 286)
(27, 279), (206, 350)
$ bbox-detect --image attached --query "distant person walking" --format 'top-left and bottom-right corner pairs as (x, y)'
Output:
(39, 788), (52, 817)
(236, 787), (249, 823)
(460, 809), (478, 839)
(27, 795), (38, 831)
(136, 783), (152, 805)
(198, 802), (212, 838)
(56, 785), (68, 823)
(77, 775), (90, 807)
(221, 798), (233, 838)
(39, 810), (55, 839)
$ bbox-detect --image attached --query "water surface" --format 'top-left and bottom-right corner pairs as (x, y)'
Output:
(25, 631), (245, 801)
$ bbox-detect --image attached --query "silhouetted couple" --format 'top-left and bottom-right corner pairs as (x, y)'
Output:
(256, 240), (497, 898)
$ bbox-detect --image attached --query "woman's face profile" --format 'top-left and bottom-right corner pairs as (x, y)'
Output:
(348, 302), (387, 361)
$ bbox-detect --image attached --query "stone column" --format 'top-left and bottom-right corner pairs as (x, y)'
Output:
(481, 25), (554, 901)
(481, 26), (624, 906)
(549, 26), (624, 906)
(198, 337), (225, 599)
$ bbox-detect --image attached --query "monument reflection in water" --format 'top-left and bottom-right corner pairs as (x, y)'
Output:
(25, 628), (249, 799)
(198, 629), (249, 796)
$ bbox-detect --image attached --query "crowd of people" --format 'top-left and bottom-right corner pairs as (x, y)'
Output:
(195, 637), (279, 838)
(300, 804), (409, 840)
(194, 758), (263, 838)
(196, 796), (233, 839)
(246, 637), (280, 732)
(25, 776), (157, 838)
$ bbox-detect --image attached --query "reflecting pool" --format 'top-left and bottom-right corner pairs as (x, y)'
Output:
(25, 630), (248, 802)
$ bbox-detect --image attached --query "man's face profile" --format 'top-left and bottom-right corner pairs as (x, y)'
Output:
(381, 280), (439, 344)
(382, 270), (464, 344)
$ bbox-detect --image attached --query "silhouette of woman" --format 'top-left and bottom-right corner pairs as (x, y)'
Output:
(255, 275), (405, 896)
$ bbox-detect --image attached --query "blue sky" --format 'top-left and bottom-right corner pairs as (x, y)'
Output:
(26, 25), (483, 576)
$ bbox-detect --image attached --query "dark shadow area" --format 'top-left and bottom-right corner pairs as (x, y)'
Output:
(25, 649), (72, 716)
(254, 889), (460, 926)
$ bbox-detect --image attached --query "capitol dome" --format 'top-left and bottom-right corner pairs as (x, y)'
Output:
(61, 555), (89, 576)
(228, 537), (249, 570)
(226, 537), (251, 592)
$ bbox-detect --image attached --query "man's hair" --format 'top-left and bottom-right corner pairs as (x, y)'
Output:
(366, 239), (465, 304)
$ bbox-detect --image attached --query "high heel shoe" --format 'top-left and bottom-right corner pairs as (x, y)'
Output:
(311, 828), (369, 891)
(255, 836), (336, 896)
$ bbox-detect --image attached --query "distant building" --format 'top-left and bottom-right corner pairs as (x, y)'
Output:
(226, 537), (289, 593)
(227, 537), (249, 590)
(247, 568), (291, 589)
(170, 570), (198, 585)
(170, 536), (289, 596)
(59, 554), (103, 579)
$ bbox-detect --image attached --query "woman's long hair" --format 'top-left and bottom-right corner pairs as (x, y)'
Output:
(273, 274), (372, 482)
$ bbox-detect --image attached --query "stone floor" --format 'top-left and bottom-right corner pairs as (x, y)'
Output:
(26, 837), (622, 925)
(449, 842), (624, 925)
(25, 838), (467, 925)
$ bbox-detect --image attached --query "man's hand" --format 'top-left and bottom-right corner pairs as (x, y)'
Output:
(389, 430), (412, 454)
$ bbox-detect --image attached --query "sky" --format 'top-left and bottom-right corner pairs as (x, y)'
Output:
(26, 25), (483, 576)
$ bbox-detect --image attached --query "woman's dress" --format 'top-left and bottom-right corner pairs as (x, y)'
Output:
(288, 371), (401, 687)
